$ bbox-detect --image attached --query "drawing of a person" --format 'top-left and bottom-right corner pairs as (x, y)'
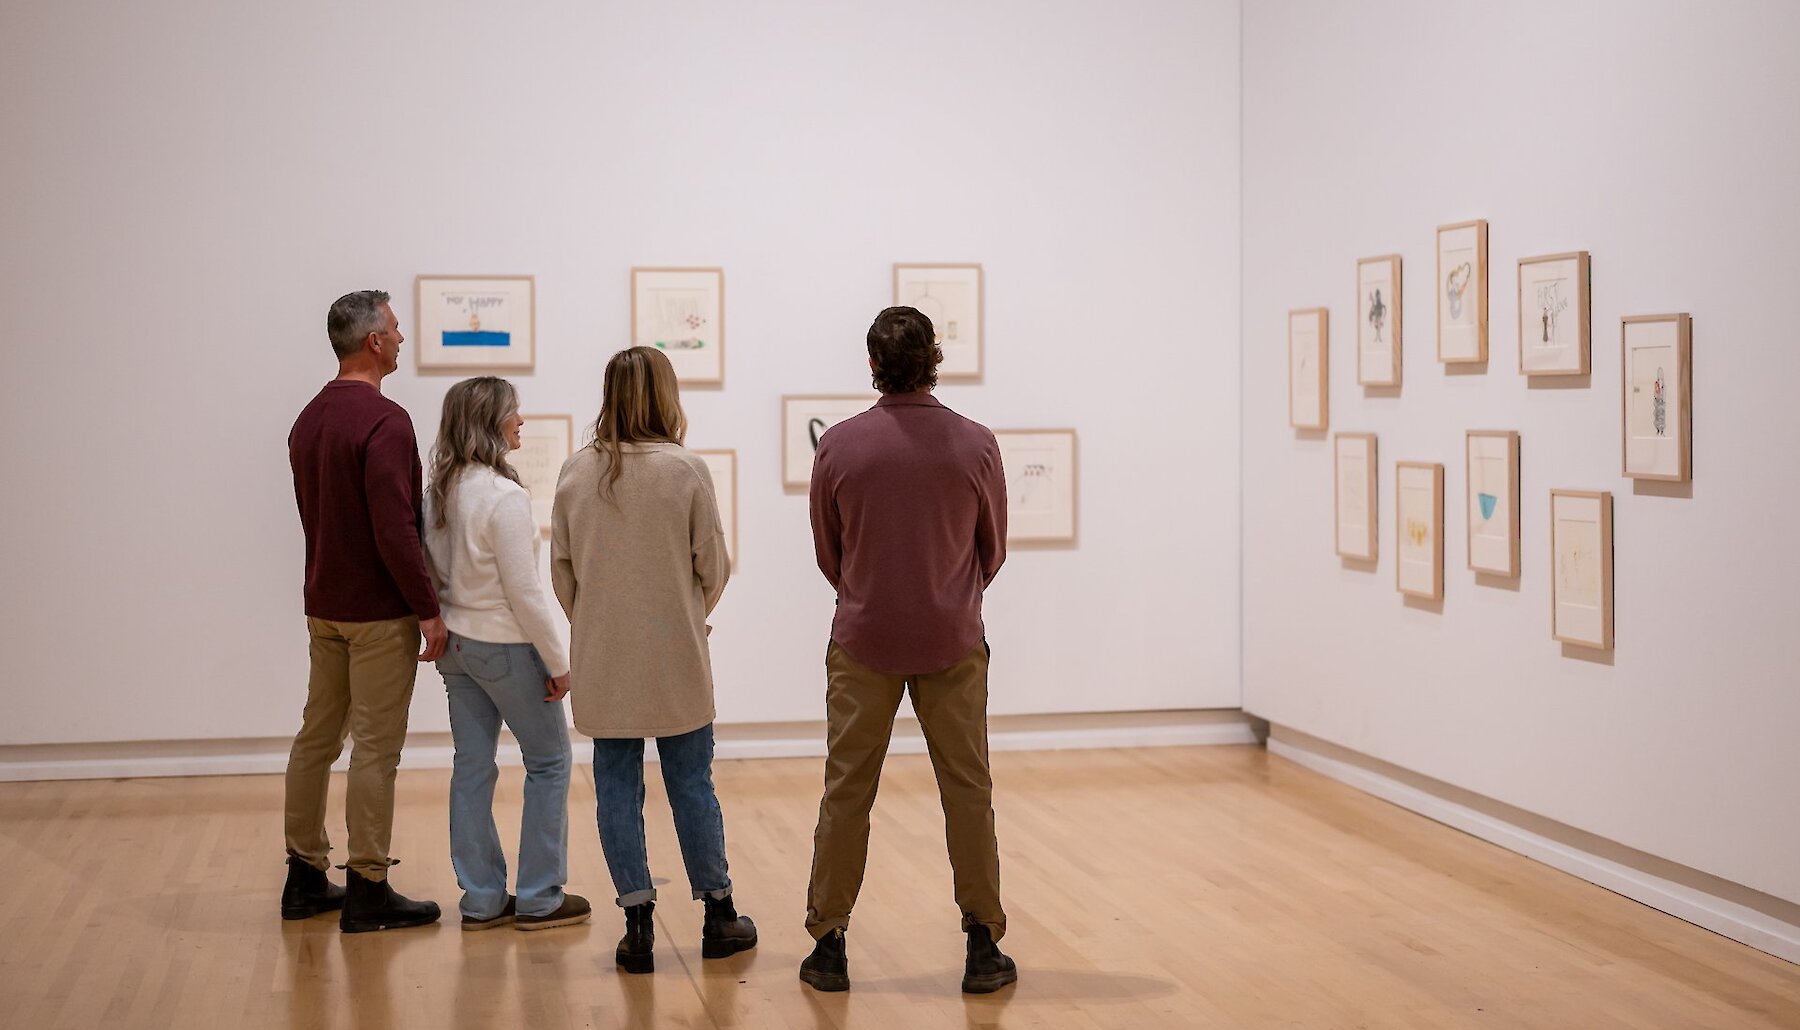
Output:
(1367, 288), (1386, 343)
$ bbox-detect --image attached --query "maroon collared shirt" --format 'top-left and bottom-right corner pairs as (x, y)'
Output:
(809, 392), (1006, 675)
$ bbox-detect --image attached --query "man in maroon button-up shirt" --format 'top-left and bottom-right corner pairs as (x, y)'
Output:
(800, 306), (1018, 996)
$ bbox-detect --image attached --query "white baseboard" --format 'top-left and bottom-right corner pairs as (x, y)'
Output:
(0, 710), (1258, 783)
(1267, 727), (1800, 966)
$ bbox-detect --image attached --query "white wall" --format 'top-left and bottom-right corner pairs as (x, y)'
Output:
(1242, 1), (1800, 905)
(0, 1), (1242, 745)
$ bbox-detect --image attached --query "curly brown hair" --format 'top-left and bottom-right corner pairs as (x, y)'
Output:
(866, 306), (942, 394)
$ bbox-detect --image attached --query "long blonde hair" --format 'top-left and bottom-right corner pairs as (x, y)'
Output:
(591, 346), (687, 496)
(429, 376), (522, 528)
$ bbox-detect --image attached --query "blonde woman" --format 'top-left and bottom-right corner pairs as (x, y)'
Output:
(425, 377), (590, 931)
(551, 346), (755, 974)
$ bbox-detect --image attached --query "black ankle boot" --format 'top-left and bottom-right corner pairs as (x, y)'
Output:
(798, 927), (849, 992)
(700, 894), (757, 958)
(280, 856), (346, 920)
(962, 924), (1017, 994)
(616, 901), (655, 974)
(338, 868), (441, 933)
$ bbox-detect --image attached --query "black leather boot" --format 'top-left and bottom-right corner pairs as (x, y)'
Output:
(338, 868), (441, 933)
(616, 901), (655, 974)
(798, 927), (849, 992)
(280, 856), (346, 920)
(961, 924), (1017, 994)
(700, 894), (757, 958)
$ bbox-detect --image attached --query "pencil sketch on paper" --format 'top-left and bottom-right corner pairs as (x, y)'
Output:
(1009, 447), (1056, 514)
(1630, 345), (1674, 439)
(1555, 516), (1602, 607)
(1367, 288), (1388, 344)
(900, 278), (974, 349)
(1445, 261), (1473, 321)
(1535, 279), (1570, 347)
(647, 287), (712, 351)
(1339, 456), (1368, 526)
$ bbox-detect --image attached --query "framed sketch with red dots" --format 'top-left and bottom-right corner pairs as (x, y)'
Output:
(632, 267), (725, 385)
(894, 263), (983, 380)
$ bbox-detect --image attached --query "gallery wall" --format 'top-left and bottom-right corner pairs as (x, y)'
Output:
(0, 1), (1244, 745)
(1241, 0), (1800, 905)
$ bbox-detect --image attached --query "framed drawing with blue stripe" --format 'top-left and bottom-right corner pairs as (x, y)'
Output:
(415, 274), (535, 372)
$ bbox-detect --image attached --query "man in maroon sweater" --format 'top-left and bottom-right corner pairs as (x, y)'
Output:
(800, 306), (1017, 995)
(281, 289), (446, 932)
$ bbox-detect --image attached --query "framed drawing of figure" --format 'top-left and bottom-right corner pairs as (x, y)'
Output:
(1395, 461), (1443, 600)
(1465, 430), (1520, 577)
(514, 414), (573, 536)
(1550, 489), (1614, 650)
(415, 275), (535, 371)
(1357, 255), (1402, 386)
(781, 395), (875, 489)
(1289, 307), (1329, 430)
(632, 267), (725, 385)
(1518, 252), (1591, 376)
(1334, 433), (1377, 561)
(1621, 313), (1692, 482)
(994, 429), (1078, 544)
(1437, 220), (1488, 363)
(894, 263), (982, 380)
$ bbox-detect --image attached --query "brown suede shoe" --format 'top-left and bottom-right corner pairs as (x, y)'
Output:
(516, 893), (592, 932)
(461, 896), (516, 931)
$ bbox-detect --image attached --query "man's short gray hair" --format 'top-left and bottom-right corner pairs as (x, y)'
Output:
(327, 290), (392, 359)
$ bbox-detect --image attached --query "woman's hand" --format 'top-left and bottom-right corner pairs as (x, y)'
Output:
(546, 673), (571, 702)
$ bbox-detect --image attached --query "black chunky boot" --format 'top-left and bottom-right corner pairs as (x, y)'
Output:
(616, 901), (655, 974)
(338, 868), (441, 933)
(280, 856), (346, 920)
(961, 924), (1017, 994)
(798, 927), (849, 992)
(700, 894), (757, 958)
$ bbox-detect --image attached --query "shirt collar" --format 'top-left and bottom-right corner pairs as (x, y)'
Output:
(874, 391), (942, 408)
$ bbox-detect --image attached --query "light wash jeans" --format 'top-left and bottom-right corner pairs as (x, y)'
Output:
(592, 724), (732, 908)
(438, 634), (571, 919)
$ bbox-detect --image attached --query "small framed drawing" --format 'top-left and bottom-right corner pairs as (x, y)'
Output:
(1395, 462), (1443, 600)
(415, 275), (535, 371)
(1518, 251), (1591, 375)
(1621, 313), (1692, 482)
(1437, 220), (1488, 363)
(693, 449), (738, 567)
(1288, 308), (1329, 430)
(894, 263), (982, 379)
(1357, 255), (1402, 386)
(995, 429), (1078, 544)
(514, 414), (573, 536)
(1466, 430), (1520, 578)
(1550, 490), (1613, 650)
(632, 267), (724, 385)
(781, 395), (874, 489)
(1333, 433), (1378, 561)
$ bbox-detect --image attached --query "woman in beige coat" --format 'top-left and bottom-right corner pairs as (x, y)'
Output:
(550, 346), (755, 974)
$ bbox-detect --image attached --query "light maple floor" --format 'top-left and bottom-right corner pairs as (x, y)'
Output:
(1, 745), (1795, 1029)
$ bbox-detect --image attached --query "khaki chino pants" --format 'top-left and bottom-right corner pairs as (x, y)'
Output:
(284, 616), (421, 881)
(806, 640), (1005, 941)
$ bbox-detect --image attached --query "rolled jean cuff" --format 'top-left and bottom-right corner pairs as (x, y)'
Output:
(615, 887), (656, 908)
(693, 886), (731, 902)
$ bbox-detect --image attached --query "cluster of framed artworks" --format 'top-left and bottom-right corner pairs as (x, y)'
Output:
(1295, 219), (1695, 652)
(414, 263), (1080, 564)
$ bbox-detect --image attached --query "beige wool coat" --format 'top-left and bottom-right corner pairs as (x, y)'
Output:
(551, 442), (730, 738)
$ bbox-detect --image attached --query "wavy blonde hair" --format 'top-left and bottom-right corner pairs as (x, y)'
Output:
(428, 376), (522, 528)
(591, 346), (687, 497)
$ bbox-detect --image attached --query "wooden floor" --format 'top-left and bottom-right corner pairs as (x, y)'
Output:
(1, 746), (1795, 1029)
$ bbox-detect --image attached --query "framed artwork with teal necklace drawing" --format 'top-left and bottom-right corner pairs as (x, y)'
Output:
(415, 275), (535, 371)
(633, 267), (724, 385)
(1465, 430), (1520, 578)
(780, 395), (875, 489)
(1437, 220), (1488, 363)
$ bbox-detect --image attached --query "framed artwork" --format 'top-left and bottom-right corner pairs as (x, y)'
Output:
(1333, 433), (1378, 561)
(1356, 255), (1402, 386)
(1622, 313), (1692, 482)
(1465, 430), (1521, 577)
(632, 267), (724, 384)
(415, 275), (535, 371)
(1395, 462), (1444, 600)
(1550, 490), (1614, 650)
(1288, 308), (1329, 430)
(694, 449), (738, 567)
(1437, 220), (1488, 363)
(1517, 252), (1591, 375)
(995, 429), (1078, 544)
(781, 395), (874, 488)
(514, 414), (573, 536)
(894, 263), (982, 379)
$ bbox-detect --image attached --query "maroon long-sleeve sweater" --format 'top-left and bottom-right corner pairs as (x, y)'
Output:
(288, 380), (440, 622)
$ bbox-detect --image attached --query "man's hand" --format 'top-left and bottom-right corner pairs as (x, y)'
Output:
(545, 674), (571, 702)
(419, 616), (448, 662)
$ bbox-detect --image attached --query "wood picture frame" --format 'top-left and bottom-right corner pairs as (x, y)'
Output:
(1395, 461), (1444, 600)
(1517, 251), (1591, 376)
(780, 395), (875, 489)
(1333, 433), (1378, 561)
(1356, 255), (1402, 386)
(1621, 313), (1692, 482)
(1437, 220), (1489, 363)
(1288, 307), (1329, 430)
(514, 414), (573, 536)
(994, 429), (1078, 544)
(1465, 430), (1521, 578)
(415, 274), (535, 372)
(693, 449), (738, 568)
(894, 263), (983, 380)
(1550, 489), (1614, 650)
(632, 267), (725, 385)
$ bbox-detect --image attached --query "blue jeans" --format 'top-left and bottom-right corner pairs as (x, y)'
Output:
(592, 725), (732, 908)
(438, 634), (572, 919)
